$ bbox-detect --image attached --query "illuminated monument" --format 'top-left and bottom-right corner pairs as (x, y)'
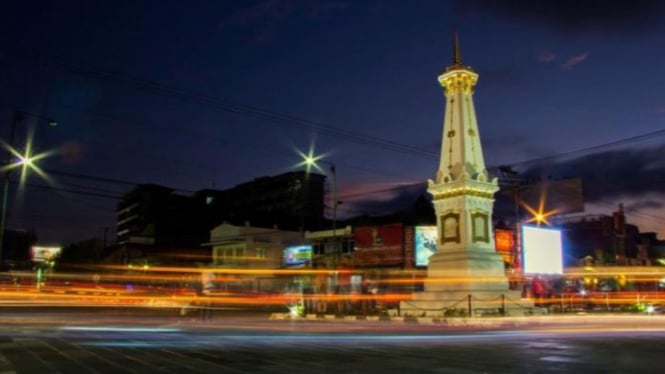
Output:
(401, 34), (532, 317)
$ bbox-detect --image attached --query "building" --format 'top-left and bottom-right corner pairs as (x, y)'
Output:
(205, 171), (326, 232)
(208, 222), (301, 268)
(558, 204), (645, 267)
(115, 184), (207, 247)
(203, 222), (303, 293)
(109, 171), (327, 266)
(0, 229), (36, 270)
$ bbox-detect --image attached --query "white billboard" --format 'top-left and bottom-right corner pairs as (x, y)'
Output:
(522, 225), (563, 275)
(31, 246), (61, 262)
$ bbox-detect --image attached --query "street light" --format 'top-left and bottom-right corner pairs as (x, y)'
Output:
(298, 151), (339, 268)
(0, 111), (57, 264)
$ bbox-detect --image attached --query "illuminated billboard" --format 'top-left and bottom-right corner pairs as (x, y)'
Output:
(414, 226), (438, 266)
(283, 245), (312, 266)
(354, 224), (404, 267)
(521, 225), (563, 274)
(31, 246), (61, 262)
(495, 229), (515, 265)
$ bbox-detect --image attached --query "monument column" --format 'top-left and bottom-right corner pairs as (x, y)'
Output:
(400, 34), (534, 317)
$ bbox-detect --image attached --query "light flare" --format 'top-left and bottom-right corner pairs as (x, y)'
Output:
(295, 145), (328, 174)
(0, 136), (57, 189)
(518, 183), (560, 226)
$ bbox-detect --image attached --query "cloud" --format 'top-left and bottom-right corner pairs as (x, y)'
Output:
(341, 143), (665, 228)
(340, 182), (426, 217)
(536, 50), (557, 62)
(305, 1), (349, 18)
(454, 0), (665, 35)
(651, 106), (665, 115)
(561, 52), (589, 70)
(533, 50), (589, 70)
(218, 0), (296, 43)
(519, 145), (665, 204)
(218, 0), (348, 44)
(218, 0), (296, 28)
(342, 145), (665, 239)
(624, 198), (665, 213)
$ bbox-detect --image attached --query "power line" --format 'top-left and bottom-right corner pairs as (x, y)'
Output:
(2, 45), (663, 230)
(3, 45), (664, 178)
(12, 180), (120, 200)
(11, 45), (663, 192)
(3, 105), (426, 188)
(0, 45), (439, 160)
(43, 169), (193, 193)
(508, 127), (665, 169)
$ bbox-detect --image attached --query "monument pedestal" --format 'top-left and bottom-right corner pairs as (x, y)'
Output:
(400, 250), (537, 317)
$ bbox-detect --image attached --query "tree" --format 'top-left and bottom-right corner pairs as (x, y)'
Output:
(55, 238), (102, 268)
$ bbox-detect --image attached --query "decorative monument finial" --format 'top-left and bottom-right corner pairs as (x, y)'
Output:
(453, 31), (461, 66)
(443, 31), (471, 73)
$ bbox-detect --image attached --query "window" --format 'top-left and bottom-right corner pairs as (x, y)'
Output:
(256, 247), (267, 259)
(341, 238), (355, 253)
(234, 248), (245, 258)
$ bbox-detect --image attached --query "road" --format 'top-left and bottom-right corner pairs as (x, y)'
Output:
(1, 308), (665, 373)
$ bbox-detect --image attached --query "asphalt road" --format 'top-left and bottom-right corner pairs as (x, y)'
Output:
(1, 308), (665, 373)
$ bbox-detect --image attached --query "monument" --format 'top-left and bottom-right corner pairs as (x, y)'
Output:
(400, 34), (534, 317)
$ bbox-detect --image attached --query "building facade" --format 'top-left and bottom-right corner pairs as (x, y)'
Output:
(110, 171), (327, 265)
(203, 222), (303, 293)
(203, 171), (327, 232)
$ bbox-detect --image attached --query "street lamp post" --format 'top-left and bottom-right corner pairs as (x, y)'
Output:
(499, 166), (523, 272)
(298, 151), (343, 314)
(0, 111), (57, 264)
(299, 153), (338, 268)
(315, 161), (337, 268)
(328, 163), (338, 267)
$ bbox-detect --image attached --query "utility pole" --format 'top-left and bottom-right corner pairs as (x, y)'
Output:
(0, 112), (24, 264)
(0, 111), (57, 265)
(329, 163), (337, 268)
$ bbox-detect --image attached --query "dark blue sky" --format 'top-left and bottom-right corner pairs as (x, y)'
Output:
(1, 0), (664, 245)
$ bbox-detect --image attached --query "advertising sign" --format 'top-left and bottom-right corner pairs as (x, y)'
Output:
(353, 224), (404, 267)
(414, 226), (438, 266)
(495, 228), (515, 265)
(31, 246), (61, 262)
(522, 225), (563, 274)
(283, 245), (312, 266)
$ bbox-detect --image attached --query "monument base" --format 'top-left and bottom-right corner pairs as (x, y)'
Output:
(399, 289), (540, 317)
(401, 248), (542, 317)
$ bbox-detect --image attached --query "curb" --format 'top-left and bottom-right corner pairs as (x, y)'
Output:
(268, 312), (665, 328)
(269, 313), (465, 325)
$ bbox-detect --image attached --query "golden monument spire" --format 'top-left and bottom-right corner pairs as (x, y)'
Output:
(445, 31), (473, 73)
(452, 31), (462, 66)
